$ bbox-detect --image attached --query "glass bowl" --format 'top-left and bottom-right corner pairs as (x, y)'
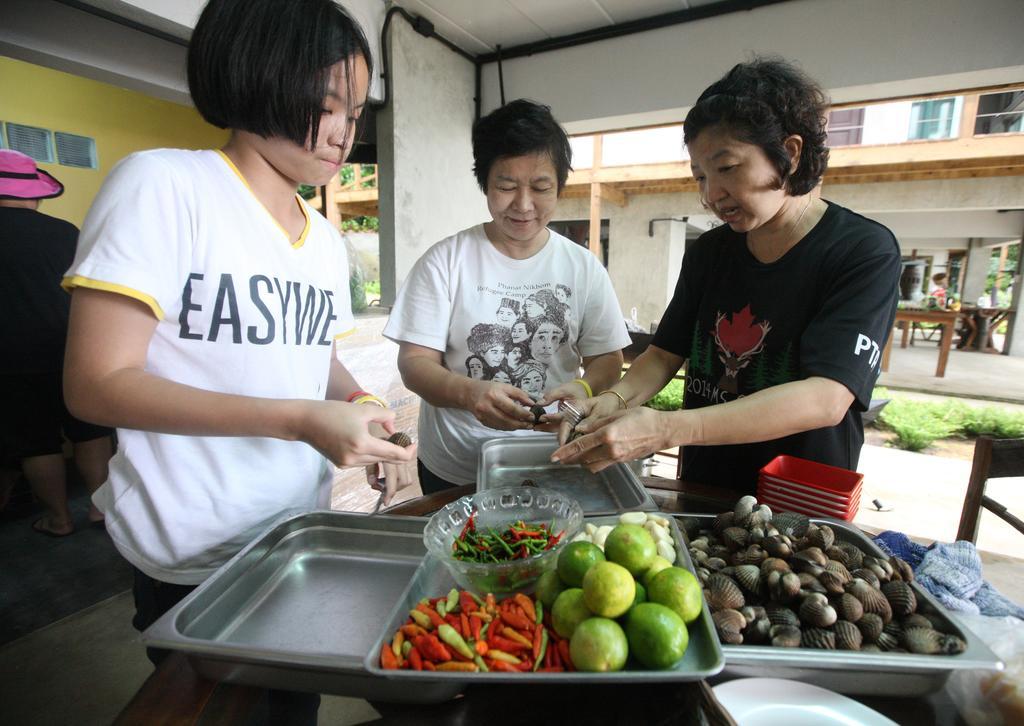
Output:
(423, 486), (583, 596)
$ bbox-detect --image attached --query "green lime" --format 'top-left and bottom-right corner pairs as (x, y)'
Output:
(647, 566), (703, 624)
(570, 617), (629, 672)
(582, 561), (636, 619)
(625, 602), (689, 669)
(535, 569), (566, 609)
(557, 541), (606, 587)
(640, 555), (674, 589)
(551, 588), (592, 639)
(604, 524), (657, 577)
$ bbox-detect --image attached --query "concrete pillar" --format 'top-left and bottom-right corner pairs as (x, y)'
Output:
(1006, 268), (1023, 356)
(376, 17), (486, 306)
(961, 239), (992, 306)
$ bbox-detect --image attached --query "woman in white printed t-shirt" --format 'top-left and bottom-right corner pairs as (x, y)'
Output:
(61, 0), (416, 688)
(384, 100), (631, 492)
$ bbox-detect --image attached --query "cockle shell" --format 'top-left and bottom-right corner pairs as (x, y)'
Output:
(818, 571), (847, 595)
(731, 565), (763, 597)
(902, 614), (932, 631)
(798, 572), (827, 595)
(835, 592), (864, 623)
(770, 624), (802, 648)
(889, 556), (915, 583)
(850, 568), (881, 589)
(834, 620), (863, 651)
(799, 593), (838, 628)
(902, 627), (942, 655)
(772, 512), (810, 538)
(847, 580), (893, 624)
(808, 524), (836, 550)
(857, 613), (884, 643)
(713, 608), (746, 644)
(790, 553), (825, 577)
(882, 580), (917, 617)
(766, 605), (801, 628)
(764, 535), (793, 559)
(387, 431), (413, 447)
(705, 557), (728, 572)
(876, 632), (900, 651)
(801, 627), (836, 649)
(836, 542), (865, 569)
(743, 615), (772, 644)
(767, 571), (801, 603)
(722, 526), (749, 551)
(760, 556), (791, 577)
(713, 511), (736, 533)
(706, 573), (745, 611)
(825, 560), (853, 583)
(939, 634), (967, 655)
(733, 495), (757, 524)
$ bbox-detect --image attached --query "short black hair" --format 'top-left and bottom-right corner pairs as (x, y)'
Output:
(188, 0), (372, 150)
(683, 57), (829, 196)
(472, 99), (573, 193)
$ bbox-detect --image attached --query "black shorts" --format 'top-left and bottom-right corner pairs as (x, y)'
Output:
(0, 371), (113, 459)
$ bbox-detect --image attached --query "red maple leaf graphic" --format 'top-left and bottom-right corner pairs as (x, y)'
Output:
(716, 305), (765, 356)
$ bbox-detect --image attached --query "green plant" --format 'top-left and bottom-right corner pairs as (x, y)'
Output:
(340, 216), (379, 233)
(349, 270), (367, 314)
(297, 184), (318, 200)
(365, 279), (381, 295)
(645, 379), (685, 411)
(871, 387), (1024, 451)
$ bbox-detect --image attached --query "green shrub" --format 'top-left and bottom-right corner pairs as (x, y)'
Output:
(872, 387), (1024, 451)
(341, 216), (379, 233)
(365, 279), (381, 295)
(349, 270), (367, 314)
(645, 379), (685, 411)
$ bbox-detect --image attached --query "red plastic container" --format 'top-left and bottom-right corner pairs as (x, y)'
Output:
(757, 455), (863, 521)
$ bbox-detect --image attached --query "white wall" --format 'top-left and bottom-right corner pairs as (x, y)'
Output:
(861, 102), (913, 146)
(553, 192), (705, 330)
(376, 16), (486, 305)
(479, 0), (1024, 133)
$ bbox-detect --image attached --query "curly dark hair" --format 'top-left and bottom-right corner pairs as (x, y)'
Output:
(472, 99), (573, 193)
(683, 57), (829, 196)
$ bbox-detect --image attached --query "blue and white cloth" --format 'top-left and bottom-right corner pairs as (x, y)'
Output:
(873, 531), (1024, 620)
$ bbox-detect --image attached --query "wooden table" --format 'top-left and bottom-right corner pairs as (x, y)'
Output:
(114, 480), (968, 725)
(881, 308), (959, 377)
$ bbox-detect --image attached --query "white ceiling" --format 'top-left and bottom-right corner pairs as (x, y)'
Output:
(392, 0), (732, 55)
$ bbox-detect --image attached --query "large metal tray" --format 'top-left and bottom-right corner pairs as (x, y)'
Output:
(143, 511), (462, 703)
(478, 436), (658, 515)
(678, 514), (1004, 696)
(364, 514), (724, 686)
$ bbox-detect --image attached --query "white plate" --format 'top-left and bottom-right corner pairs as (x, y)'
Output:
(712, 678), (898, 726)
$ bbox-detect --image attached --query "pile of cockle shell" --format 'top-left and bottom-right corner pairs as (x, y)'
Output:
(690, 495), (967, 655)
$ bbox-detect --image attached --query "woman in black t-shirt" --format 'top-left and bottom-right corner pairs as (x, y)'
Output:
(551, 58), (901, 495)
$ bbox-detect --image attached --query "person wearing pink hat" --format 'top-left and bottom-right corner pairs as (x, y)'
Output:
(0, 149), (114, 536)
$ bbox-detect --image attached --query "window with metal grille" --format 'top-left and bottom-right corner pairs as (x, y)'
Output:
(4, 123), (54, 162)
(55, 131), (98, 169)
(908, 98), (960, 140)
(974, 91), (1024, 135)
(827, 108), (865, 146)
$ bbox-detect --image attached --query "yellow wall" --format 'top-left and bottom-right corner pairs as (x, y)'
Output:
(0, 56), (227, 226)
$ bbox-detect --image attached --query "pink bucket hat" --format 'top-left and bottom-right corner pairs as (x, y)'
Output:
(0, 149), (64, 200)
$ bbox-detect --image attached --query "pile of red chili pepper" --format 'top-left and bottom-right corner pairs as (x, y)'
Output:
(378, 589), (574, 674)
(451, 514), (564, 562)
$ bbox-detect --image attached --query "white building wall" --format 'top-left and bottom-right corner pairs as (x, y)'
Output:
(861, 102), (913, 146)
(376, 17), (486, 306)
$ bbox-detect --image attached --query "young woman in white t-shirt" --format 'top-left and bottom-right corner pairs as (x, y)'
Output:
(384, 100), (630, 490)
(62, 1), (415, 692)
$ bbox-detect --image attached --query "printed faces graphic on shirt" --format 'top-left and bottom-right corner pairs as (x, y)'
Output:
(685, 304), (798, 404)
(177, 272), (338, 346)
(465, 284), (574, 399)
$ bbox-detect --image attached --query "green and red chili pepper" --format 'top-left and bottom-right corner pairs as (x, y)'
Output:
(451, 514), (563, 563)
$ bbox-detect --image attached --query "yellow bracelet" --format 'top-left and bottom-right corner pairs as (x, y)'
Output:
(572, 378), (593, 398)
(598, 389), (627, 410)
(353, 394), (387, 408)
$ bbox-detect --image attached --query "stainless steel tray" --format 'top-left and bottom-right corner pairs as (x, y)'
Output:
(364, 514), (724, 686)
(679, 514), (1004, 696)
(478, 436), (658, 515)
(143, 511), (462, 703)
